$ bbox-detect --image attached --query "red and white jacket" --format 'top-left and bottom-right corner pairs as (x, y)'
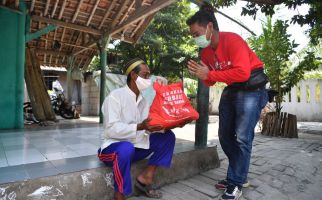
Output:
(201, 32), (263, 86)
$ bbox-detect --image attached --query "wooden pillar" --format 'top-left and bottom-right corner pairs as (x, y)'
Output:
(97, 36), (111, 123)
(194, 47), (209, 148)
(99, 46), (107, 123)
(195, 79), (209, 148)
(66, 56), (74, 103)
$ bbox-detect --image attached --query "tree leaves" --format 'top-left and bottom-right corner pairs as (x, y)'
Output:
(248, 17), (321, 113)
(114, 0), (198, 81)
(221, 0), (322, 45)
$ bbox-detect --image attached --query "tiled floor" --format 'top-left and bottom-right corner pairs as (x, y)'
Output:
(0, 125), (103, 167)
(0, 122), (106, 184)
(0, 122), (199, 184)
(2, 116), (319, 185)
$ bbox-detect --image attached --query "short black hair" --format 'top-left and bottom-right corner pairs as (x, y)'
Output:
(186, 3), (219, 31)
(124, 58), (143, 84)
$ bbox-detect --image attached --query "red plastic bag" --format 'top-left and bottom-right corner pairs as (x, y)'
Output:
(148, 82), (199, 129)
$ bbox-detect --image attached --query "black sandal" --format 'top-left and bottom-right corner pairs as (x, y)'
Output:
(135, 179), (162, 199)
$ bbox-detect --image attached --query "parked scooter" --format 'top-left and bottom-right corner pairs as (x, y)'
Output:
(50, 88), (77, 119)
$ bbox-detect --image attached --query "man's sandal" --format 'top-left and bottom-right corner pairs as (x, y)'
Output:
(135, 179), (162, 199)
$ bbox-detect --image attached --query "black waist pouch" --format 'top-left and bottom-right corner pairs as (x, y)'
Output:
(229, 68), (268, 90)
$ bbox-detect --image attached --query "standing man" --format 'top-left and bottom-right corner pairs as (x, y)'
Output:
(186, 4), (268, 200)
(98, 58), (176, 200)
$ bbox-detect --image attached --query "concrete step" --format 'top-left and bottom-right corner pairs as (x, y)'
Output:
(0, 144), (219, 200)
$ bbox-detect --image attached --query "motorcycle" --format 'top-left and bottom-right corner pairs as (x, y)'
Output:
(23, 88), (78, 123)
(50, 88), (78, 119)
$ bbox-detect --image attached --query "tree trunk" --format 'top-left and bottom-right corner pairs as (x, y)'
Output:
(25, 48), (56, 122)
(261, 111), (298, 138)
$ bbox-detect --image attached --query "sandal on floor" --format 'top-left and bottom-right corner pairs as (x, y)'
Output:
(135, 179), (162, 199)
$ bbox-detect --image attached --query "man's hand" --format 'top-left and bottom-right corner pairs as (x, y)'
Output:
(187, 60), (209, 80)
(165, 119), (193, 129)
(137, 118), (164, 132)
(177, 120), (193, 128)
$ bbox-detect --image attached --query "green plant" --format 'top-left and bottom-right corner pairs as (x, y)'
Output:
(86, 56), (100, 72)
(184, 78), (198, 97)
(115, 0), (198, 80)
(248, 17), (321, 114)
(304, 71), (322, 80)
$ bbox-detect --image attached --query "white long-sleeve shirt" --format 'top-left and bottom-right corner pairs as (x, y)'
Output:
(100, 85), (150, 150)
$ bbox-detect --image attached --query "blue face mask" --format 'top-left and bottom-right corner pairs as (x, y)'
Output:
(193, 26), (212, 48)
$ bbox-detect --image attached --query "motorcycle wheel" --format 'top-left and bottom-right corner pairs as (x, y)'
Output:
(53, 105), (60, 115)
(60, 109), (75, 119)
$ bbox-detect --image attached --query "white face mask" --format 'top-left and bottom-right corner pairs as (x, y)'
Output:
(193, 26), (212, 48)
(135, 76), (152, 91)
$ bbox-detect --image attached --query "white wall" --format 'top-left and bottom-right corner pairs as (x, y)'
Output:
(80, 75), (322, 121)
(81, 75), (100, 116)
(209, 86), (223, 115)
(57, 73), (67, 92)
(282, 79), (322, 121)
(208, 79), (322, 122)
